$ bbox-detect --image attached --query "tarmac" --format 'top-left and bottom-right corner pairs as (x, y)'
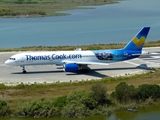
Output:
(1, 47), (160, 85)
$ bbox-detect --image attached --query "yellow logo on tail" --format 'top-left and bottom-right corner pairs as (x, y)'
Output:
(132, 36), (146, 47)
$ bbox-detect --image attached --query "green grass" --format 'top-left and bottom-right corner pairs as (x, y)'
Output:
(0, 69), (160, 117)
(0, 68), (160, 117)
(0, 69), (160, 100)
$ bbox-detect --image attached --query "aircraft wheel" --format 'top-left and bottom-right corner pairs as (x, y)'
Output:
(23, 70), (27, 73)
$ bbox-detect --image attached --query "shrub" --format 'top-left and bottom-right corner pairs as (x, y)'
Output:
(0, 100), (11, 117)
(90, 83), (108, 105)
(135, 84), (160, 101)
(69, 90), (97, 109)
(16, 0), (25, 4)
(115, 82), (135, 103)
(27, 10), (46, 15)
(62, 102), (88, 118)
(18, 99), (57, 118)
(0, 84), (6, 89)
(39, 11), (46, 15)
(61, 89), (96, 118)
(53, 96), (67, 109)
(15, 83), (26, 89)
(0, 9), (18, 16)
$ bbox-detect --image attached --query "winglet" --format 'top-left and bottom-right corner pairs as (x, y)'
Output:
(123, 27), (150, 51)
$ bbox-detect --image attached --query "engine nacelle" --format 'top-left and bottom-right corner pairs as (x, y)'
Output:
(63, 63), (79, 72)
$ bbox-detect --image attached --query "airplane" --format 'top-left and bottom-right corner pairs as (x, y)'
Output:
(5, 27), (150, 73)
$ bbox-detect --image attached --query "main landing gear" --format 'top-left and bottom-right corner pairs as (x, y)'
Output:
(79, 65), (89, 72)
(20, 66), (27, 73)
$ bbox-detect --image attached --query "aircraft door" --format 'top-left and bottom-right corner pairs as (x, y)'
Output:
(19, 56), (26, 64)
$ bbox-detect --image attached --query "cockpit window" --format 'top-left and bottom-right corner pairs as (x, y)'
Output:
(9, 58), (16, 60)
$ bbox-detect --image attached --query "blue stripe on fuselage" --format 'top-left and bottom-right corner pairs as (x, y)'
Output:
(92, 49), (141, 61)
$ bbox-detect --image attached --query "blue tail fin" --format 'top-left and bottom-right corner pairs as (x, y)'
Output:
(123, 27), (150, 51)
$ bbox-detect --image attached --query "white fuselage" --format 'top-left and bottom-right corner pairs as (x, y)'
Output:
(5, 51), (101, 66)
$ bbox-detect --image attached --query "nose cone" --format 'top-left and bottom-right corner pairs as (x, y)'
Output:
(5, 60), (10, 65)
(5, 60), (14, 65)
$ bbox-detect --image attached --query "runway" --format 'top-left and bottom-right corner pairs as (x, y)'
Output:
(1, 47), (160, 85)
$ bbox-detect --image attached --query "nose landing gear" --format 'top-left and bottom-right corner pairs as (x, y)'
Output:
(20, 66), (27, 73)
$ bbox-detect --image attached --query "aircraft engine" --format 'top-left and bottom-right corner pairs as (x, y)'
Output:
(63, 63), (79, 72)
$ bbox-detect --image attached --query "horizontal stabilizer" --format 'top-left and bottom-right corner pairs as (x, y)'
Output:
(132, 52), (160, 56)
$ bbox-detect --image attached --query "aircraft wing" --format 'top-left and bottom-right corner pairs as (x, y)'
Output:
(62, 60), (109, 65)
